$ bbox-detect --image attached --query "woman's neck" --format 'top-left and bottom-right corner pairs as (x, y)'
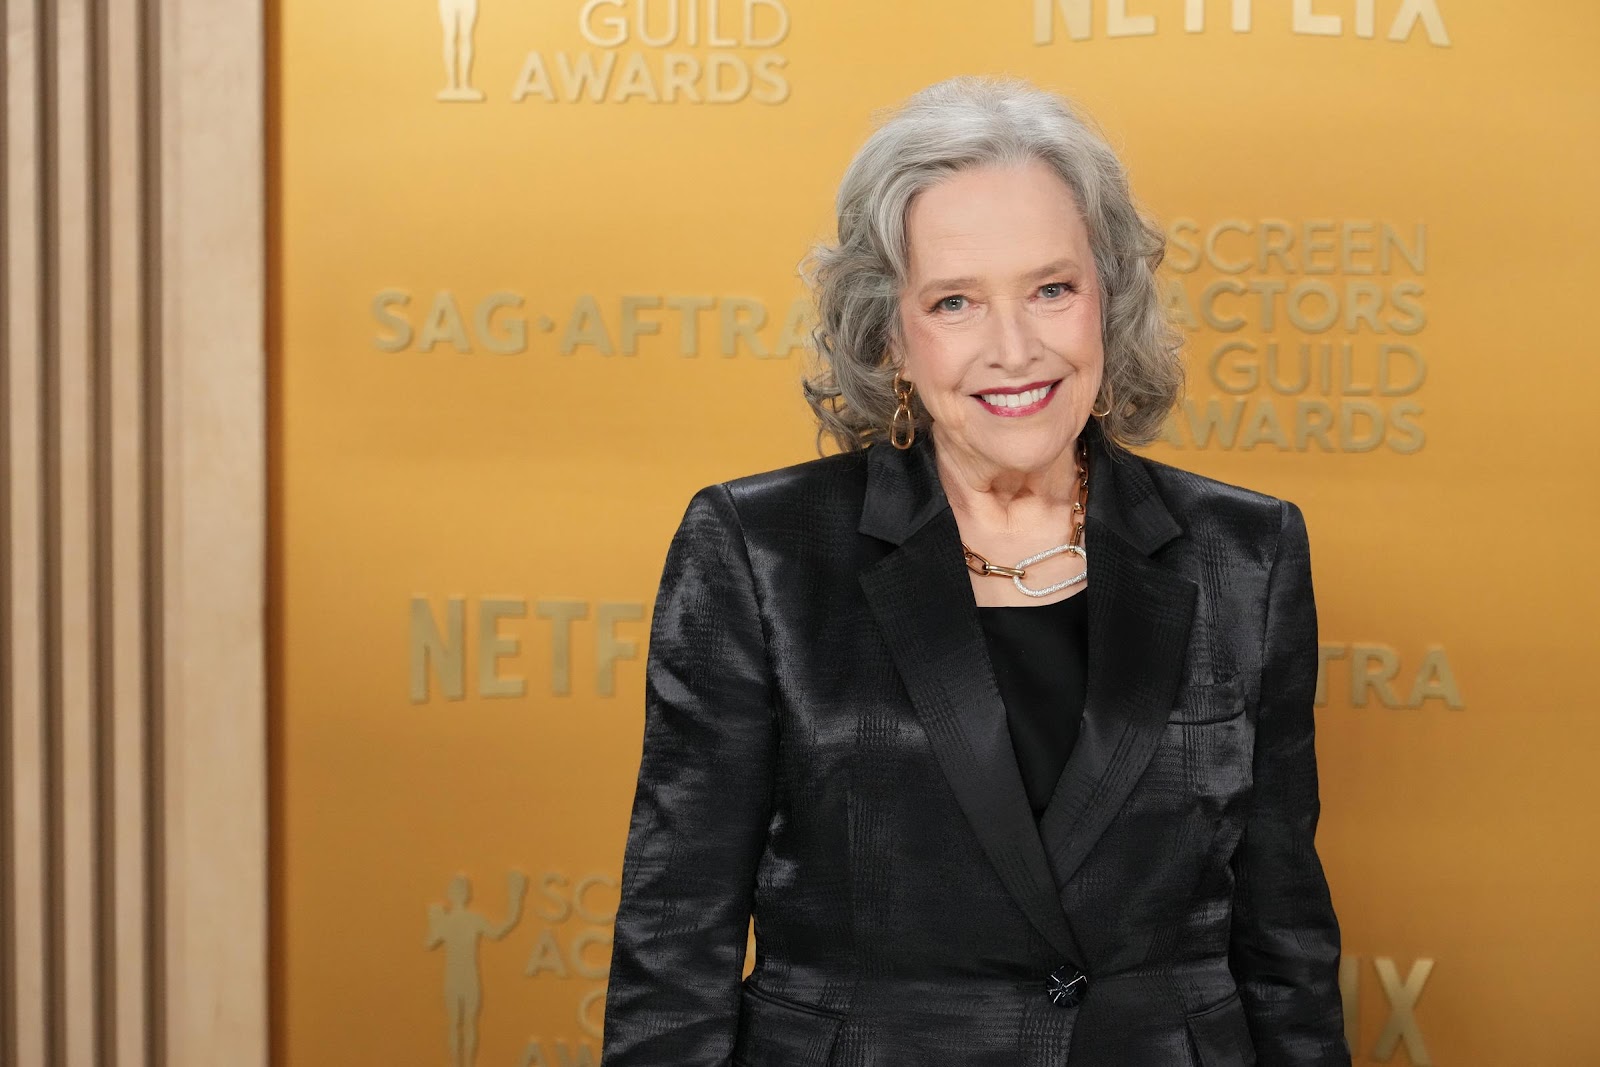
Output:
(933, 431), (1083, 534)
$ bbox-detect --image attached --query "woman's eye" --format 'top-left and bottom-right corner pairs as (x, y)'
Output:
(1039, 282), (1073, 299)
(936, 295), (967, 313)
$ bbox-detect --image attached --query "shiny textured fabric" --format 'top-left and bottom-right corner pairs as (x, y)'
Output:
(601, 417), (1349, 1067)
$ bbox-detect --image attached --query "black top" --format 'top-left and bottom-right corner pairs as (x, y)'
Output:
(976, 592), (1089, 820)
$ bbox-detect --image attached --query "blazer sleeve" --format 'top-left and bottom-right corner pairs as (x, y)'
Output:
(601, 483), (776, 1066)
(1227, 499), (1351, 1065)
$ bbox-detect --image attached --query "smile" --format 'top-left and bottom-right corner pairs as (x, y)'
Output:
(973, 380), (1060, 417)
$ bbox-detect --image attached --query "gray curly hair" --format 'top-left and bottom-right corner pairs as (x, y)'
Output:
(800, 75), (1184, 454)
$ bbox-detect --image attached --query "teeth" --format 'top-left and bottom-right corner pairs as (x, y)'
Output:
(980, 384), (1050, 408)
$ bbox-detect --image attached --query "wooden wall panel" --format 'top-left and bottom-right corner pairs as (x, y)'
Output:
(1, 1), (264, 1064)
(158, 0), (265, 1059)
(5, 3), (51, 1063)
(103, 0), (152, 1060)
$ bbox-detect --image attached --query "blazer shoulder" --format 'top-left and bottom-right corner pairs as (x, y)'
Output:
(1130, 449), (1299, 545)
(715, 449), (871, 529)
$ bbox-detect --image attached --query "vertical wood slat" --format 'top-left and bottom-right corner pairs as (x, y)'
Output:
(105, 0), (150, 1057)
(138, 0), (165, 1060)
(5, 0), (50, 1062)
(160, 0), (264, 1059)
(53, 2), (102, 1065)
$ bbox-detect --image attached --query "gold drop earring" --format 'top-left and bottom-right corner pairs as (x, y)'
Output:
(890, 369), (916, 450)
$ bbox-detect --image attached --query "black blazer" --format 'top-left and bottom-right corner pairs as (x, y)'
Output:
(601, 417), (1349, 1067)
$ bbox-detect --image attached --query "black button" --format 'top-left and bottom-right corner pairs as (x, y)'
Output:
(1046, 964), (1089, 1007)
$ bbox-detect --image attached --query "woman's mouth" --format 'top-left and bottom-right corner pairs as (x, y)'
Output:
(973, 379), (1061, 417)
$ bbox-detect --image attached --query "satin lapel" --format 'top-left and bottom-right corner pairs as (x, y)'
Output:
(859, 507), (1084, 968)
(1036, 494), (1199, 895)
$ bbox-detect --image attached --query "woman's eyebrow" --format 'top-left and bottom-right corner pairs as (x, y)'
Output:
(916, 275), (980, 298)
(1024, 258), (1082, 281)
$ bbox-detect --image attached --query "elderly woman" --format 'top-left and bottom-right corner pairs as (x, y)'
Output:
(601, 77), (1348, 1067)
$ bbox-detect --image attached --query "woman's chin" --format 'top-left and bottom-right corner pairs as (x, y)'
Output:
(964, 436), (1078, 477)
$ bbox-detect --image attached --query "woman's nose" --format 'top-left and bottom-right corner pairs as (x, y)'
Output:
(987, 300), (1037, 369)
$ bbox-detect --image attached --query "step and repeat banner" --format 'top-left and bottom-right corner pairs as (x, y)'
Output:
(273, 2), (1599, 1064)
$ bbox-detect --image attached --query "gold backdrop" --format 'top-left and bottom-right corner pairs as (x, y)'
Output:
(273, 2), (1600, 1064)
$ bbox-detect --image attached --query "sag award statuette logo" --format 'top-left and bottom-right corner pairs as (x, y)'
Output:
(437, 0), (486, 102)
(427, 0), (793, 105)
(426, 870), (530, 1066)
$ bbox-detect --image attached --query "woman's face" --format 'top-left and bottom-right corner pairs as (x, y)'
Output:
(895, 160), (1104, 480)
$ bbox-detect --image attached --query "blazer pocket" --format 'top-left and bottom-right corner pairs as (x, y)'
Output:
(1184, 990), (1257, 1067)
(1167, 675), (1247, 724)
(731, 980), (844, 1067)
